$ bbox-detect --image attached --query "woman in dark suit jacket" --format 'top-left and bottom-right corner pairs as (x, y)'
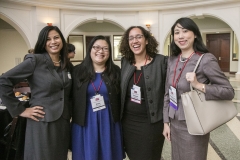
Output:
(0, 26), (72, 160)
(71, 35), (125, 160)
(163, 17), (234, 160)
(119, 26), (167, 160)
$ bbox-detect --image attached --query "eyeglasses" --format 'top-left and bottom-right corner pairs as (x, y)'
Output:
(128, 34), (144, 41)
(92, 45), (109, 52)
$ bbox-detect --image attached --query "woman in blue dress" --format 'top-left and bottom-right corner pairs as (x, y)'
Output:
(71, 35), (125, 160)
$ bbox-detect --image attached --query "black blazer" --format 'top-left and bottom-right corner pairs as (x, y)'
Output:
(0, 53), (72, 122)
(121, 54), (168, 123)
(72, 64), (121, 126)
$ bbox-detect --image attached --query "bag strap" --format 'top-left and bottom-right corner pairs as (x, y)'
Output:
(190, 54), (204, 91)
(193, 54), (204, 73)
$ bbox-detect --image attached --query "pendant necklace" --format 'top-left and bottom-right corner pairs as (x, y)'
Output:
(52, 60), (61, 64)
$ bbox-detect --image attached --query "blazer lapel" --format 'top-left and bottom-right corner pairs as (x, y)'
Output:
(43, 53), (63, 85)
(125, 63), (135, 84)
(62, 69), (67, 84)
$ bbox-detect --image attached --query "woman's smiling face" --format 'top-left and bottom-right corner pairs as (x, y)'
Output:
(45, 30), (63, 56)
(90, 39), (110, 66)
(173, 23), (195, 53)
(128, 27), (148, 56)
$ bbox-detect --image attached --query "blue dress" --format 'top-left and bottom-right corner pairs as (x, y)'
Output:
(72, 73), (124, 160)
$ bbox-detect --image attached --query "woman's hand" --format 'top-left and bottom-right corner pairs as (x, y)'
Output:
(185, 72), (205, 92)
(163, 123), (171, 142)
(185, 72), (199, 87)
(20, 106), (45, 121)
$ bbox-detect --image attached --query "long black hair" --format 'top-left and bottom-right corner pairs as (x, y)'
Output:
(34, 26), (70, 70)
(170, 17), (209, 56)
(119, 26), (158, 64)
(77, 35), (120, 89)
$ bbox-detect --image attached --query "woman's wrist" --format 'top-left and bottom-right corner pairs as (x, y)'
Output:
(164, 122), (169, 126)
(195, 83), (205, 93)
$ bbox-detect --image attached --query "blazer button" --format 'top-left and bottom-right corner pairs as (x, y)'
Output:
(151, 112), (155, 116)
(109, 92), (111, 95)
(149, 100), (153, 103)
(102, 74), (104, 76)
(60, 98), (63, 101)
(148, 87), (151, 91)
(146, 76), (149, 79)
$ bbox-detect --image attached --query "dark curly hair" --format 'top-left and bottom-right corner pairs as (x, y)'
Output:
(119, 26), (158, 64)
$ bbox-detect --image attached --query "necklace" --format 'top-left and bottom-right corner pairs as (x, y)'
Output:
(179, 55), (187, 62)
(179, 52), (195, 62)
(95, 67), (106, 73)
(52, 60), (61, 64)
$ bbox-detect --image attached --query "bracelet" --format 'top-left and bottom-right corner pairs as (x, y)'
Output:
(202, 84), (205, 92)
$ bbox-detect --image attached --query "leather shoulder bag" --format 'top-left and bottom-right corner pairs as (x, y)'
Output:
(181, 54), (237, 135)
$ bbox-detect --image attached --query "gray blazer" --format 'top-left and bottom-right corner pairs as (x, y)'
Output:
(121, 54), (168, 123)
(163, 53), (235, 123)
(0, 53), (72, 122)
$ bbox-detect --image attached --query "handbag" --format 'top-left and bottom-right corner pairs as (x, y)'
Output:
(181, 54), (237, 135)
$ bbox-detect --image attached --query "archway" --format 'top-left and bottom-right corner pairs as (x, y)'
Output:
(0, 18), (29, 74)
(162, 16), (239, 73)
(0, 14), (31, 48)
(66, 20), (125, 66)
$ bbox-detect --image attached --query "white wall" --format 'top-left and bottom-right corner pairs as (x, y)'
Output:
(0, 1), (240, 76)
(0, 29), (28, 74)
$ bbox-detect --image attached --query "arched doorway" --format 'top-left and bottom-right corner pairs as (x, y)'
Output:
(67, 21), (125, 66)
(0, 18), (29, 74)
(162, 16), (239, 73)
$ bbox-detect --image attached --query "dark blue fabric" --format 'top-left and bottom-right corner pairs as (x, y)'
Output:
(72, 73), (124, 160)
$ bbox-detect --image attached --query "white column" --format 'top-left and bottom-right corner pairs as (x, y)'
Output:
(235, 58), (240, 79)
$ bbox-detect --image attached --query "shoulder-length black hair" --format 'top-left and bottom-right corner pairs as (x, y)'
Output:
(67, 43), (75, 53)
(170, 17), (209, 56)
(77, 35), (120, 88)
(119, 26), (159, 64)
(34, 26), (70, 70)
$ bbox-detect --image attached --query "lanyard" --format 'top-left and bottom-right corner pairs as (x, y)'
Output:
(134, 56), (148, 85)
(91, 79), (103, 94)
(172, 52), (195, 88)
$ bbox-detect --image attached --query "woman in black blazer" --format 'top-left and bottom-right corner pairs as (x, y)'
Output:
(119, 26), (167, 160)
(0, 26), (72, 160)
(71, 35), (125, 160)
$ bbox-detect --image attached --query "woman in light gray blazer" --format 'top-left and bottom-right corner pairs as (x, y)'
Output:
(0, 26), (72, 160)
(163, 17), (234, 160)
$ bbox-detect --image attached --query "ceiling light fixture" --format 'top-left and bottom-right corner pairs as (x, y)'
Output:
(47, 23), (52, 26)
(146, 24), (153, 36)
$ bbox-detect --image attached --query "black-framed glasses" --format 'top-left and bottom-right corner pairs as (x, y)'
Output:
(128, 34), (144, 41)
(92, 45), (109, 52)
